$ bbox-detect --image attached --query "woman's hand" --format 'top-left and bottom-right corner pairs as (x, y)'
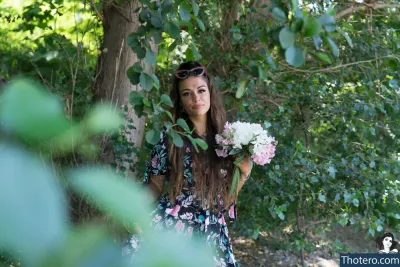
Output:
(234, 153), (253, 178)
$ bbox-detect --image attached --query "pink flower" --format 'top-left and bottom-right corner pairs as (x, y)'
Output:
(151, 155), (158, 168)
(166, 205), (181, 217)
(187, 226), (193, 237)
(175, 220), (185, 232)
(251, 153), (271, 165)
(215, 134), (223, 144)
(186, 146), (191, 153)
(215, 149), (228, 158)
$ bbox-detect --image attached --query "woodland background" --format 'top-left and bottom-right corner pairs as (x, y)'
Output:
(0, 0), (399, 266)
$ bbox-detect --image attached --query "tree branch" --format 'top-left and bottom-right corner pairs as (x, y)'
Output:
(279, 55), (397, 74)
(335, 3), (400, 19)
(88, 0), (104, 22)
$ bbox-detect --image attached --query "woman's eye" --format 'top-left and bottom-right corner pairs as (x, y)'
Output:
(199, 89), (206, 93)
(183, 92), (189, 97)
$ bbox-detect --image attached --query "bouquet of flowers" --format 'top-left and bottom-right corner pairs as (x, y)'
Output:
(215, 121), (277, 196)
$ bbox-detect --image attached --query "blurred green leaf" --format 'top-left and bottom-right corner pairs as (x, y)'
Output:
(42, 225), (125, 267)
(70, 168), (152, 229)
(315, 52), (331, 64)
(0, 79), (70, 141)
(194, 138), (208, 150)
(303, 17), (322, 37)
(133, 232), (214, 267)
(0, 144), (67, 264)
(127, 67), (141, 85)
(84, 104), (123, 134)
(326, 37), (339, 57)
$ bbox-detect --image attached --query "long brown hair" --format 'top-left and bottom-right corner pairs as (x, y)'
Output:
(168, 61), (236, 210)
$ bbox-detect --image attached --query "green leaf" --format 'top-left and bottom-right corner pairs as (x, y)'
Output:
(161, 0), (173, 14)
(177, 118), (190, 132)
(0, 145), (67, 264)
(150, 13), (162, 28)
(140, 72), (154, 91)
(233, 32), (242, 41)
(165, 110), (173, 121)
(129, 91), (144, 106)
(272, 7), (287, 22)
(43, 226), (125, 267)
(142, 97), (151, 107)
(291, 18), (304, 33)
(179, 2), (191, 21)
(342, 32), (354, 48)
(131, 62), (143, 72)
(266, 54), (276, 69)
(70, 168), (152, 229)
(191, 0), (199, 16)
(187, 135), (199, 152)
(0, 79), (70, 142)
(186, 46), (195, 61)
(352, 198), (359, 207)
(326, 37), (339, 57)
(318, 193), (326, 203)
(164, 21), (181, 39)
(303, 17), (322, 37)
(127, 33), (140, 48)
(149, 73), (160, 89)
(236, 78), (248, 99)
(315, 52), (331, 64)
(194, 138), (208, 150)
(285, 46), (305, 67)
(145, 49), (156, 66)
(194, 17), (205, 31)
(171, 130), (184, 147)
(279, 27), (295, 49)
(328, 166), (336, 178)
(146, 129), (161, 145)
(127, 66), (141, 85)
(319, 14), (335, 25)
(84, 104), (123, 134)
(132, 45), (146, 59)
(161, 94), (174, 107)
(229, 166), (241, 196)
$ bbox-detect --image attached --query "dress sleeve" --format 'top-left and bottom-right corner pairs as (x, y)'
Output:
(142, 129), (170, 184)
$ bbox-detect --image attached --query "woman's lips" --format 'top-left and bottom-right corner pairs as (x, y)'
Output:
(193, 105), (204, 109)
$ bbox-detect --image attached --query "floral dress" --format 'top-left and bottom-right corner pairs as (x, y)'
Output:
(122, 130), (238, 267)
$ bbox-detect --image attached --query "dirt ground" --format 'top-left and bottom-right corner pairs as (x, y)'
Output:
(231, 225), (378, 267)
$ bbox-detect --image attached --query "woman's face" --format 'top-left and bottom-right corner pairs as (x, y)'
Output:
(383, 236), (393, 249)
(178, 76), (211, 119)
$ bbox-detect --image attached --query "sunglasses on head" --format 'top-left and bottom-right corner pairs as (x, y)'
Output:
(174, 66), (207, 79)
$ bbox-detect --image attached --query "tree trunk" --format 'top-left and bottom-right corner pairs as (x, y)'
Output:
(71, 1), (156, 225)
(94, 1), (148, 177)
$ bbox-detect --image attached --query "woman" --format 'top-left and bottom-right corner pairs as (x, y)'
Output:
(376, 232), (398, 254)
(122, 61), (253, 266)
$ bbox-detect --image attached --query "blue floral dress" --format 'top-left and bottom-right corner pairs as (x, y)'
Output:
(122, 130), (238, 266)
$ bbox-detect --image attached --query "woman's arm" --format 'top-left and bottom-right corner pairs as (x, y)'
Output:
(148, 174), (166, 201)
(234, 153), (253, 193)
